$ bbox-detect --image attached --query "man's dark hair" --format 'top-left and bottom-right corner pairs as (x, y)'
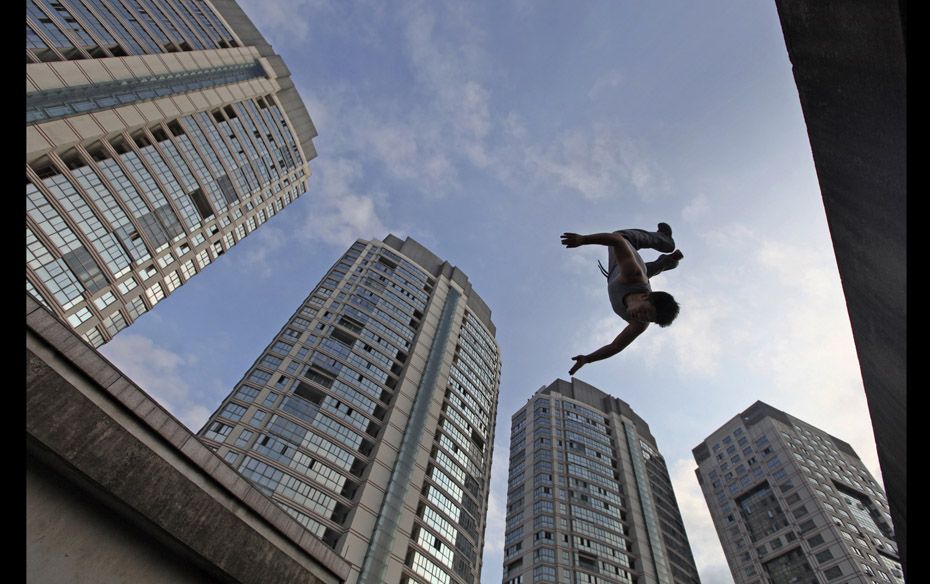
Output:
(649, 291), (679, 327)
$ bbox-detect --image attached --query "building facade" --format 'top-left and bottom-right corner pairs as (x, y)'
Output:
(198, 235), (502, 584)
(502, 378), (701, 584)
(26, 0), (317, 347)
(693, 401), (903, 584)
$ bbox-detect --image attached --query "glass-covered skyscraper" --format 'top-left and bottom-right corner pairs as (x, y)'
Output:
(502, 378), (701, 584)
(26, 0), (317, 347)
(198, 235), (502, 584)
(693, 401), (903, 584)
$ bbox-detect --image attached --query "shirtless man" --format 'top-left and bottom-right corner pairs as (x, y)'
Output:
(561, 223), (682, 375)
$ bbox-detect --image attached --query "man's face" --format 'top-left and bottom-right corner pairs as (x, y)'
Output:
(628, 297), (656, 323)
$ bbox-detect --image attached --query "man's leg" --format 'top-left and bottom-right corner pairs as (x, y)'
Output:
(645, 250), (683, 278)
(614, 227), (675, 253)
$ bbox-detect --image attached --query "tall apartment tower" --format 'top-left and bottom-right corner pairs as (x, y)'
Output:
(26, 0), (317, 347)
(502, 378), (701, 584)
(198, 235), (502, 584)
(692, 401), (903, 584)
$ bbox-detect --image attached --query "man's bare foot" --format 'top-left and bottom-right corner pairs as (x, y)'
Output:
(670, 249), (684, 261)
(657, 222), (673, 237)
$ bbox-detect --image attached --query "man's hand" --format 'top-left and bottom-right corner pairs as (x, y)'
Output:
(561, 233), (585, 248)
(569, 355), (589, 375)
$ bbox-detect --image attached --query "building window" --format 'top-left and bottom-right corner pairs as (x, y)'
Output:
(814, 549), (834, 563)
(736, 482), (789, 542)
(823, 566), (843, 580)
(762, 547), (814, 584)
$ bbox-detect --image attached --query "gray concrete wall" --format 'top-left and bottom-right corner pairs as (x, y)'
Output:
(26, 294), (350, 584)
(27, 454), (222, 584)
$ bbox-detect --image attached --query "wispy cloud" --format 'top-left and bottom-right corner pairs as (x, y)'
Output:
(237, 225), (288, 279)
(588, 69), (625, 100)
(298, 157), (394, 247)
(100, 333), (213, 430)
(669, 458), (733, 583)
(238, 0), (333, 45)
(481, 438), (510, 581)
(656, 224), (879, 476)
(526, 126), (671, 201)
(682, 193), (710, 224)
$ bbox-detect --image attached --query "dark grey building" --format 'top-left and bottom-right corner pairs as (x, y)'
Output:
(26, 0), (317, 347)
(693, 401), (903, 584)
(502, 378), (701, 584)
(198, 235), (502, 584)
(771, 1), (906, 574)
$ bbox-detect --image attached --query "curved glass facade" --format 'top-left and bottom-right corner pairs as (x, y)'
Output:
(26, 0), (317, 347)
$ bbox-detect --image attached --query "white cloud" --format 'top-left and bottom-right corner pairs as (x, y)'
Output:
(238, 0), (332, 45)
(366, 122), (458, 193)
(481, 438), (510, 581)
(643, 224), (880, 478)
(682, 193), (710, 224)
(298, 83), (462, 197)
(299, 158), (394, 247)
(588, 69), (625, 100)
(669, 458), (732, 581)
(237, 226), (288, 279)
(527, 126), (670, 201)
(100, 334), (212, 430)
(483, 440), (509, 555)
(400, 1), (495, 171)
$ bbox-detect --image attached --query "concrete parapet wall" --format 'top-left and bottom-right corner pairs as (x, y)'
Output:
(26, 294), (349, 584)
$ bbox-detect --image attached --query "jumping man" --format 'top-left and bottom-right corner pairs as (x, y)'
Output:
(561, 223), (682, 374)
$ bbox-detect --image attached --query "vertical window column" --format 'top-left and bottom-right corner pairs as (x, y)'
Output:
(134, 135), (202, 231)
(82, 0), (145, 54)
(39, 167), (133, 280)
(37, 0), (100, 56)
(151, 0), (207, 49)
(27, 180), (109, 295)
(184, 114), (243, 205)
(94, 154), (168, 254)
(27, 226), (85, 312)
(97, 0), (163, 53)
(70, 161), (151, 264)
(59, 0), (121, 55)
(167, 124), (226, 214)
(113, 141), (186, 241)
(241, 100), (284, 182)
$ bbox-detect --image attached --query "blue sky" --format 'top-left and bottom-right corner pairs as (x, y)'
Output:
(100, 2), (881, 582)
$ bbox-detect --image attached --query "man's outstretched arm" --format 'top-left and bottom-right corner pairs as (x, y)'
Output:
(561, 232), (641, 275)
(569, 320), (648, 374)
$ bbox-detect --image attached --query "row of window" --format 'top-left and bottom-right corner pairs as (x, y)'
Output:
(26, 0), (237, 63)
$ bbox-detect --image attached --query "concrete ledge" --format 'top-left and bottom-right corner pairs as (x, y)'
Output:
(26, 295), (350, 583)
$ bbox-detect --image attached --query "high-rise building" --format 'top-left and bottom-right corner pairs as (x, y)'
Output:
(198, 235), (502, 584)
(692, 401), (903, 584)
(26, 0), (317, 347)
(502, 378), (701, 584)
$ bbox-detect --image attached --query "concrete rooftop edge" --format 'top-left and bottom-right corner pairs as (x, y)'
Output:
(26, 293), (350, 582)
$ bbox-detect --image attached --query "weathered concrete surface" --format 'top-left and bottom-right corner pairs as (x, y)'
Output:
(26, 295), (350, 584)
(772, 0), (906, 576)
(27, 453), (222, 583)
